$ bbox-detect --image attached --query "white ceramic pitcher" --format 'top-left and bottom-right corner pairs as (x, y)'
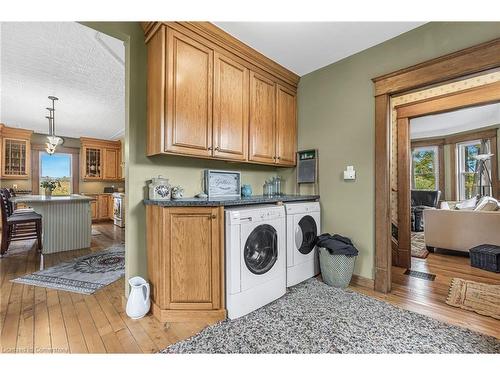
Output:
(126, 276), (151, 319)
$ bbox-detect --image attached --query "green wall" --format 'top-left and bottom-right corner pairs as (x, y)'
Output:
(297, 22), (500, 280)
(82, 22), (284, 295)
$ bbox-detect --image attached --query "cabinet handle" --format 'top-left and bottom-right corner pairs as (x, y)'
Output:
(215, 147), (219, 151)
(211, 214), (217, 219)
(208, 146), (213, 151)
(277, 156), (281, 160)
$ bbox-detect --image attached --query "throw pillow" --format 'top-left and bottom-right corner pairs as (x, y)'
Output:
(455, 196), (478, 210)
(474, 196), (500, 211)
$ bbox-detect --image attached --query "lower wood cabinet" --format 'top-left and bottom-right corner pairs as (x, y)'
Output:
(146, 205), (226, 323)
(88, 194), (114, 222)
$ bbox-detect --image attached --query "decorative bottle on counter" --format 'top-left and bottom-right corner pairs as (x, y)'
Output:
(148, 175), (171, 200)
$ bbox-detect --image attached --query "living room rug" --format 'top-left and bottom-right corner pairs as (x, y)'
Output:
(10, 245), (125, 294)
(446, 278), (500, 320)
(162, 278), (500, 354)
(411, 231), (429, 259)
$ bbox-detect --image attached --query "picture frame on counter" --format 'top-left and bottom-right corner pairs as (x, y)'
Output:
(204, 170), (241, 199)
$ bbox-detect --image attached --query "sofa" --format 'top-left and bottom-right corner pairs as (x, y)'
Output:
(424, 208), (500, 253)
(411, 190), (441, 232)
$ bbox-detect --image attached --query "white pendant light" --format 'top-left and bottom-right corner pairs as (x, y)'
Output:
(45, 96), (63, 154)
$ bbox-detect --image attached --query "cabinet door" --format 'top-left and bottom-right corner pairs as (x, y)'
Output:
(213, 53), (249, 161)
(82, 146), (102, 180)
(168, 207), (221, 310)
(98, 195), (109, 219)
(249, 72), (276, 164)
(2, 138), (30, 179)
(103, 148), (118, 180)
(108, 196), (114, 219)
(165, 28), (213, 157)
(90, 200), (98, 220)
(276, 85), (297, 166)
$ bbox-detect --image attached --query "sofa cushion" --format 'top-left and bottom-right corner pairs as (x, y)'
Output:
(455, 196), (478, 210)
(474, 196), (499, 212)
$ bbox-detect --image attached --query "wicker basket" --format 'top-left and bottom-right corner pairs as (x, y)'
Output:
(319, 248), (356, 288)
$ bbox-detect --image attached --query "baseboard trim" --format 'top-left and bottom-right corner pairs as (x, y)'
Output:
(350, 274), (375, 289)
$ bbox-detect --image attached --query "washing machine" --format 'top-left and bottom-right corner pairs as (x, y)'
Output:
(225, 205), (286, 319)
(285, 201), (321, 287)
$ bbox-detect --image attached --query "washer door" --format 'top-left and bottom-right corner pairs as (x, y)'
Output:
(295, 215), (318, 254)
(244, 224), (278, 275)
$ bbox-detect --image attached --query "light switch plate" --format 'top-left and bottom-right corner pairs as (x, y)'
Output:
(344, 166), (356, 180)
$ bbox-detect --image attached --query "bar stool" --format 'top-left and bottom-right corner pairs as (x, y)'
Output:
(0, 189), (42, 256)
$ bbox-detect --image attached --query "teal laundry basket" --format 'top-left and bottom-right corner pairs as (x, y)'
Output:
(319, 247), (356, 288)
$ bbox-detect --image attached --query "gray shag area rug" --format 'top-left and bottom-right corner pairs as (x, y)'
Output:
(163, 278), (500, 354)
(11, 246), (125, 294)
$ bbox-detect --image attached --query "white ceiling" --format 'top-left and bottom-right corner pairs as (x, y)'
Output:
(0, 22), (125, 140)
(214, 22), (426, 76)
(410, 103), (500, 139)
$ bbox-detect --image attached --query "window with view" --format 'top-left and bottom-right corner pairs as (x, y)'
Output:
(457, 139), (490, 200)
(40, 153), (72, 195)
(411, 146), (439, 190)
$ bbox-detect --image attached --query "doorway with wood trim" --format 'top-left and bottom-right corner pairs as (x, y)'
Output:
(394, 81), (500, 269)
(372, 38), (500, 294)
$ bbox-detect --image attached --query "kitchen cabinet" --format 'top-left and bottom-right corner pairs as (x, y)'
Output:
(276, 85), (297, 166)
(213, 52), (249, 161)
(146, 205), (225, 323)
(98, 195), (109, 219)
(90, 199), (98, 220)
(80, 137), (122, 181)
(103, 148), (119, 180)
(108, 195), (114, 220)
(1, 125), (33, 179)
(87, 194), (114, 222)
(144, 22), (299, 167)
(249, 72), (276, 164)
(164, 28), (213, 157)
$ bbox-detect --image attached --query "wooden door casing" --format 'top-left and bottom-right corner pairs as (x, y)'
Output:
(213, 52), (249, 161)
(249, 71), (276, 164)
(165, 28), (213, 157)
(276, 85), (297, 166)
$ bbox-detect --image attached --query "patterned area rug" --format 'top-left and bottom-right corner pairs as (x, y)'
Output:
(11, 245), (124, 294)
(411, 231), (429, 259)
(163, 278), (500, 353)
(446, 278), (500, 320)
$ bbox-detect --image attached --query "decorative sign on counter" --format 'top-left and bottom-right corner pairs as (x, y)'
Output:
(204, 170), (241, 198)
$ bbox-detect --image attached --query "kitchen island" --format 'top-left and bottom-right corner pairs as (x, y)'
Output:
(10, 194), (93, 254)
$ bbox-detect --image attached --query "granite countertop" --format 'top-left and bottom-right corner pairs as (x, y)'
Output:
(10, 194), (93, 203)
(144, 194), (320, 207)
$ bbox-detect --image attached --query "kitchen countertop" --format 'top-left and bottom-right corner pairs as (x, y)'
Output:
(10, 194), (93, 203)
(144, 194), (320, 207)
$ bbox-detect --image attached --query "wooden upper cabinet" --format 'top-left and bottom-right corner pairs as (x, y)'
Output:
(249, 72), (276, 164)
(165, 28), (213, 157)
(1, 126), (32, 179)
(103, 148), (118, 180)
(276, 85), (297, 166)
(80, 137), (122, 181)
(144, 23), (299, 166)
(213, 53), (249, 161)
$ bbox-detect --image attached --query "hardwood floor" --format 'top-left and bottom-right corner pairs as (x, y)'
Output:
(350, 251), (500, 339)
(0, 222), (210, 353)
